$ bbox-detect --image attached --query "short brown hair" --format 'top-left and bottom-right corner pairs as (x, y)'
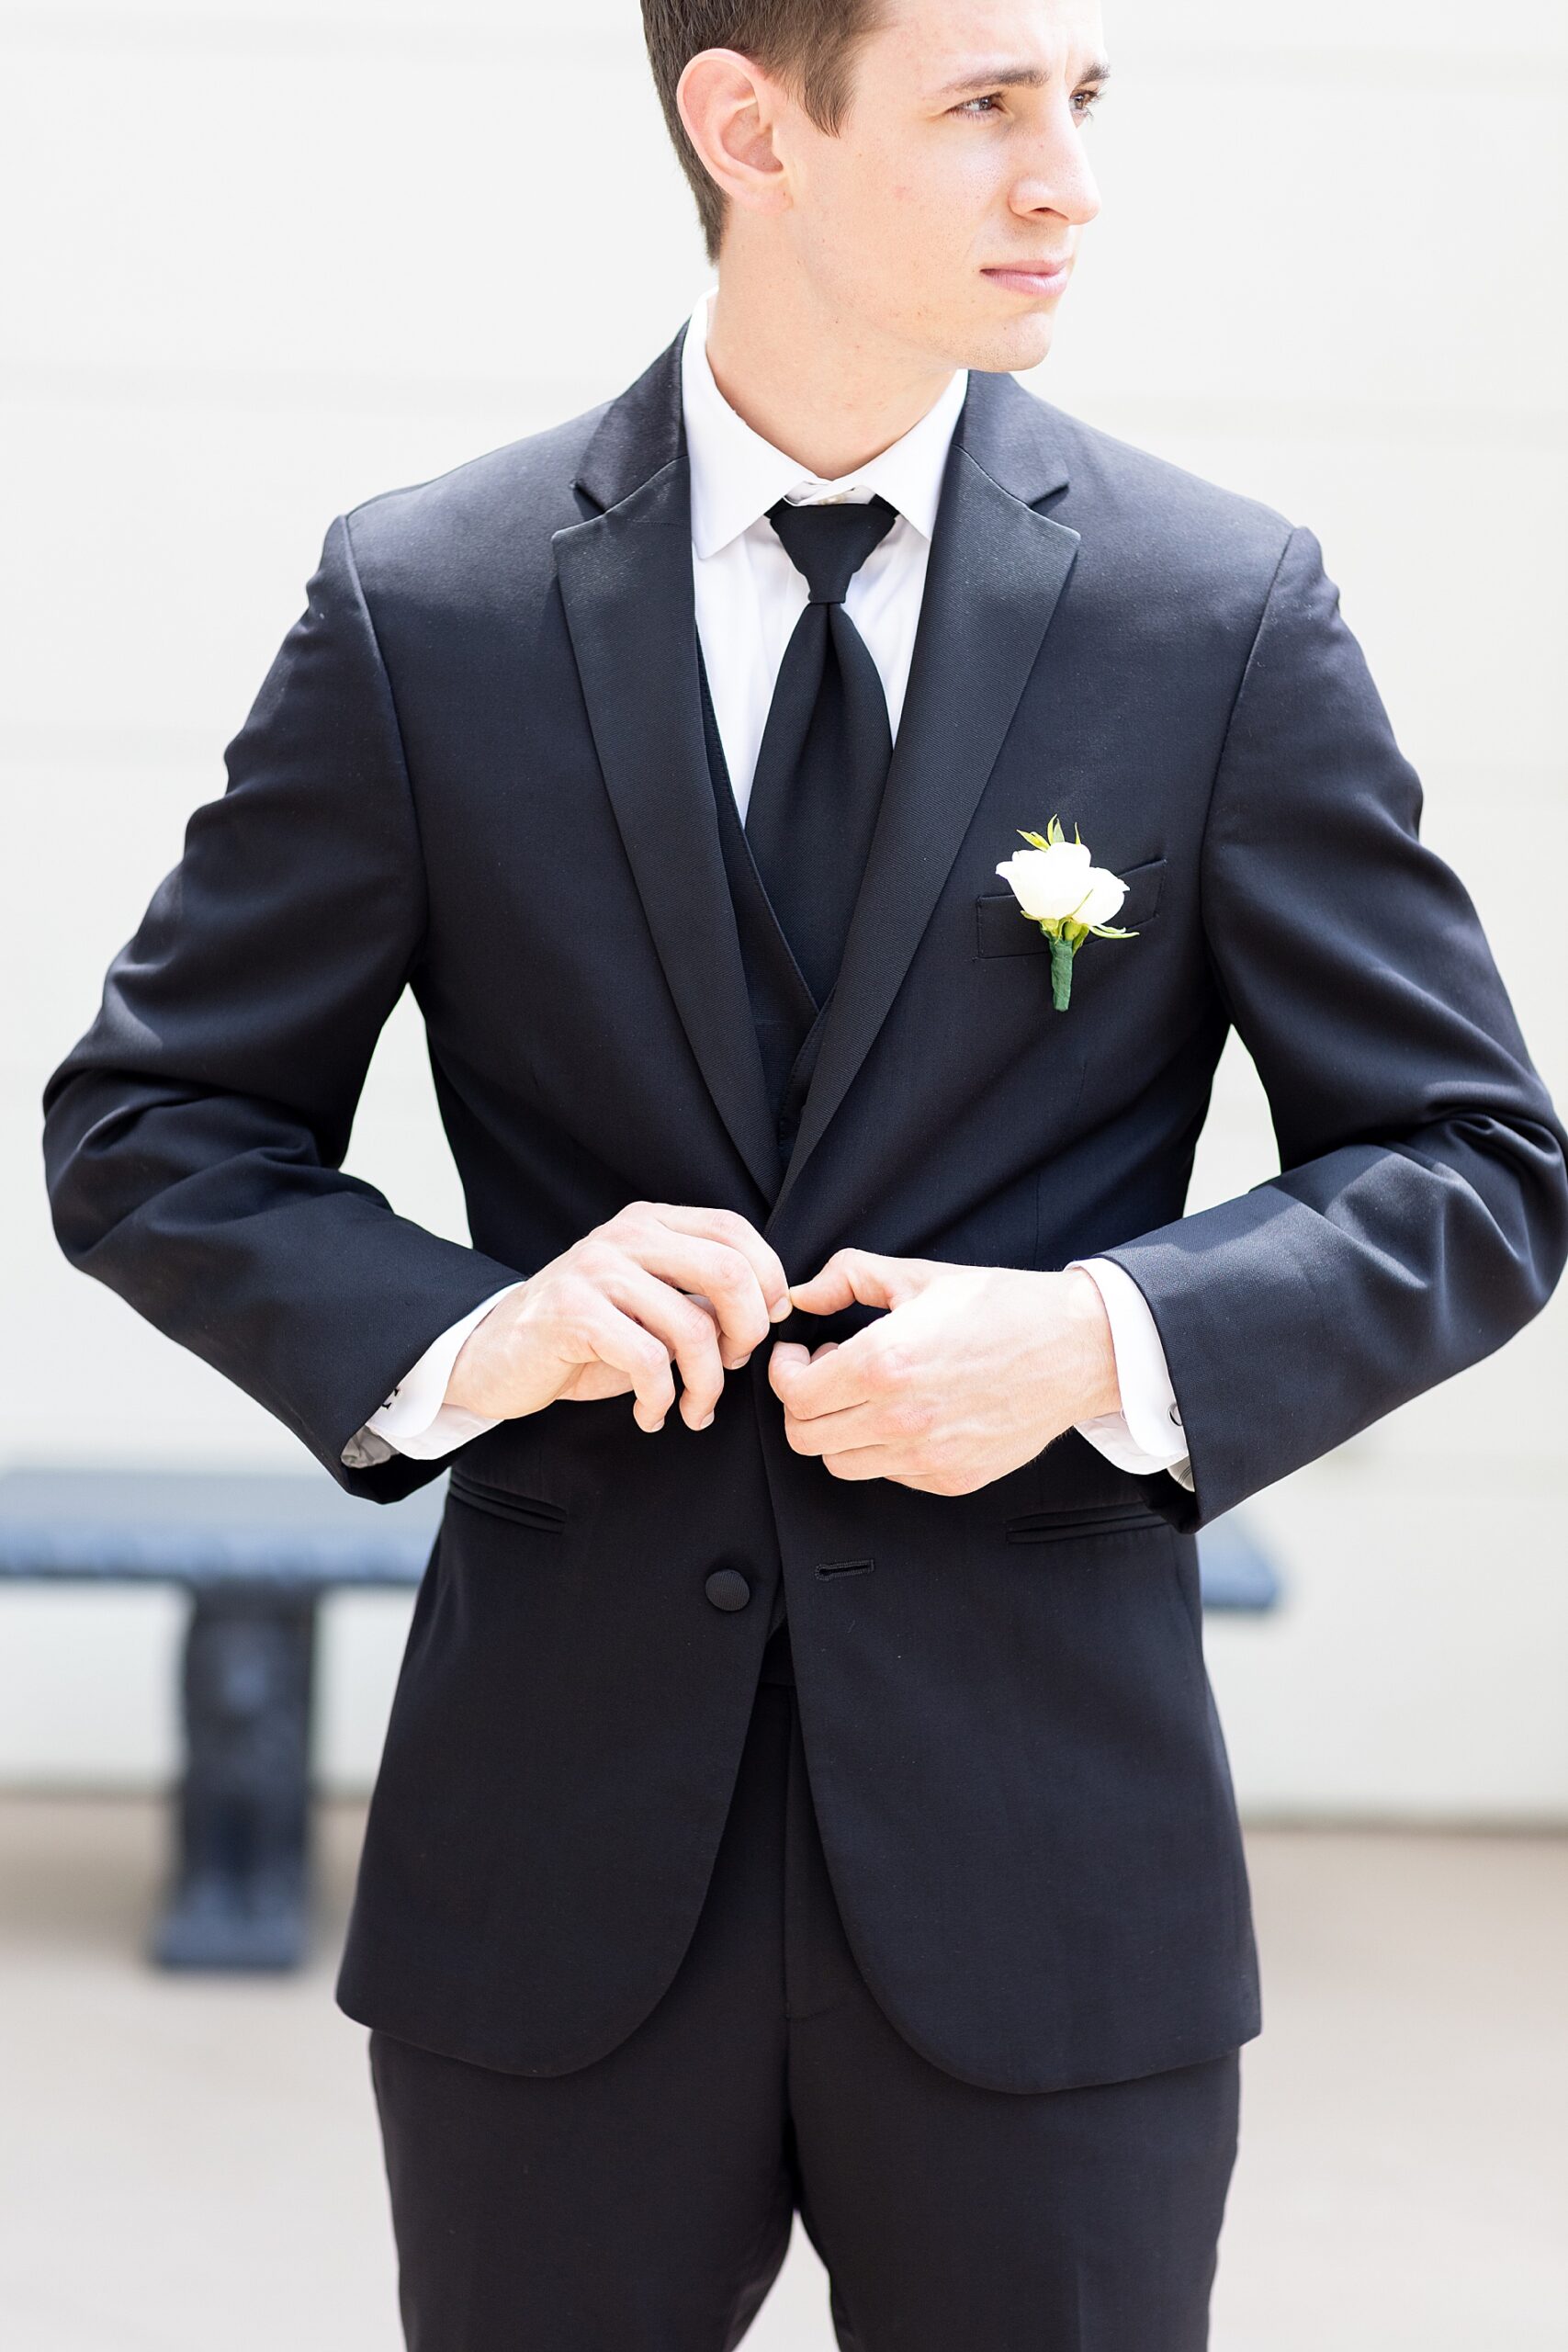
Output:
(642, 0), (886, 263)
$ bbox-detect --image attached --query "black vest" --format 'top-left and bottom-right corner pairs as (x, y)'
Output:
(694, 639), (843, 1690)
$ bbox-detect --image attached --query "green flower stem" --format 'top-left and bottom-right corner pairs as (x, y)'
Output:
(1048, 933), (1074, 1012)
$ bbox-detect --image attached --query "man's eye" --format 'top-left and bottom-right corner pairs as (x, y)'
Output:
(951, 87), (1105, 121)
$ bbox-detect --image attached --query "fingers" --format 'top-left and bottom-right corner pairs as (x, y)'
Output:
(787, 1245), (931, 1318)
(623, 1227), (777, 1359)
(810, 1443), (908, 1483)
(556, 1201), (793, 1433)
(774, 1384), (933, 1460)
(789, 1440), (967, 1493)
(682, 1295), (753, 1374)
(552, 1215), (942, 1442)
(562, 1289), (682, 1432)
(780, 1427), (976, 1494)
(634, 1204), (793, 1330)
(599, 1262), (730, 1430)
(769, 1317), (914, 1419)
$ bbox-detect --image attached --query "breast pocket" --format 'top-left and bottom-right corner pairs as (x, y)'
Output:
(974, 854), (1167, 957)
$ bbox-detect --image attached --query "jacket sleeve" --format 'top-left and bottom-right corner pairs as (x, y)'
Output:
(40, 513), (524, 1498)
(1101, 523), (1568, 1530)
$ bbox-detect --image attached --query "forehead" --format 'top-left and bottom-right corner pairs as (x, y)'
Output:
(870, 0), (1108, 80)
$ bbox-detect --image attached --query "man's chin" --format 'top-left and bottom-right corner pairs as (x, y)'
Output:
(953, 311), (1057, 376)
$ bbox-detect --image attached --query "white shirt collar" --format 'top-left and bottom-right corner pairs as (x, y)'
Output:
(681, 288), (968, 561)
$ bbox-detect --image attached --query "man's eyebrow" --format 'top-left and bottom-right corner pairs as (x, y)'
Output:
(934, 57), (1113, 98)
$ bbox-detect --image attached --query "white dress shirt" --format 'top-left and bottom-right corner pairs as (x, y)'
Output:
(365, 291), (1192, 1489)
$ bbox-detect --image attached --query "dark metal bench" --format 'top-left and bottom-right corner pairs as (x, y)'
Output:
(0, 1465), (1280, 1970)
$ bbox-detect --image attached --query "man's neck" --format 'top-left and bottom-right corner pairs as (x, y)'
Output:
(703, 255), (959, 482)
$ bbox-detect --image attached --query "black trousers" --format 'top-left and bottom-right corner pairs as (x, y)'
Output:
(368, 1675), (1241, 2351)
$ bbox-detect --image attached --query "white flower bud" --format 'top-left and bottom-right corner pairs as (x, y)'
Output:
(995, 842), (1129, 929)
(1074, 867), (1129, 928)
(995, 841), (1094, 922)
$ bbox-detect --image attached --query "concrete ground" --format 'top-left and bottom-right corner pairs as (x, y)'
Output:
(0, 1803), (1562, 2352)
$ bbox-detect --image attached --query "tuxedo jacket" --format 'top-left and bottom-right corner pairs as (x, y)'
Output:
(43, 324), (1567, 2093)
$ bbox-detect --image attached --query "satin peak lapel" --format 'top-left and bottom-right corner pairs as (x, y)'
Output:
(768, 374), (1080, 1227)
(552, 334), (782, 1204)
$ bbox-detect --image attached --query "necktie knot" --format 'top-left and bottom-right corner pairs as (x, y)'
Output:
(767, 494), (898, 605)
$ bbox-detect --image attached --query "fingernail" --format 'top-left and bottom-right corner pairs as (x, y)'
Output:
(771, 1297), (793, 1320)
(696, 1411), (715, 1430)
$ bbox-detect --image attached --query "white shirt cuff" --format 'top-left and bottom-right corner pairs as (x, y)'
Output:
(361, 1283), (525, 1461)
(1068, 1258), (1194, 1492)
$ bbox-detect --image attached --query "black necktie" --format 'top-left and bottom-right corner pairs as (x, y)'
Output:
(743, 494), (899, 1007)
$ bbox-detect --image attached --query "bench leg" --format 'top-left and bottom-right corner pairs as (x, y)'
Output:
(152, 1587), (318, 1971)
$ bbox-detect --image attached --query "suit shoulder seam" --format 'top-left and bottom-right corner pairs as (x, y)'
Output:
(335, 509), (432, 965)
(1192, 523), (1301, 1027)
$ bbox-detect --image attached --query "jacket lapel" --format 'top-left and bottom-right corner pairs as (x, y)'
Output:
(552, 329), (783, 1204)
(765, 368), (1081, 1227)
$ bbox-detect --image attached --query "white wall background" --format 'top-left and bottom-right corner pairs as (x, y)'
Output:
(2, 0), (1563, 1816)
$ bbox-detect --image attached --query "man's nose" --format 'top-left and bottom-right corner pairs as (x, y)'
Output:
(1011, 122), (1102, 229)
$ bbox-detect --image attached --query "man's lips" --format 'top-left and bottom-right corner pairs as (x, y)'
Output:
(982, 259), (1073, 295)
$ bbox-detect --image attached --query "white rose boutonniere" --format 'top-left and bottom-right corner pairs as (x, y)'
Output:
(995, 816), (1138, 1012)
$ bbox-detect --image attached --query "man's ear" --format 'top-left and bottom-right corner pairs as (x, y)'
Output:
(676, 48), (793, 229)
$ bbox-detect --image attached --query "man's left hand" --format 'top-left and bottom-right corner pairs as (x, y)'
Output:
(768, 1251), (1122, 1495)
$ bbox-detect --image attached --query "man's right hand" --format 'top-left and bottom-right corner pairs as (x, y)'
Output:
(444, 1202), (794, 1433)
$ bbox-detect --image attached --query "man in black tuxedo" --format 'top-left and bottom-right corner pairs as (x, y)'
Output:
(43, 0), (1567, 2344)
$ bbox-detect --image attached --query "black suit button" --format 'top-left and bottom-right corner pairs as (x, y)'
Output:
(705, 1566), (751, 1612)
